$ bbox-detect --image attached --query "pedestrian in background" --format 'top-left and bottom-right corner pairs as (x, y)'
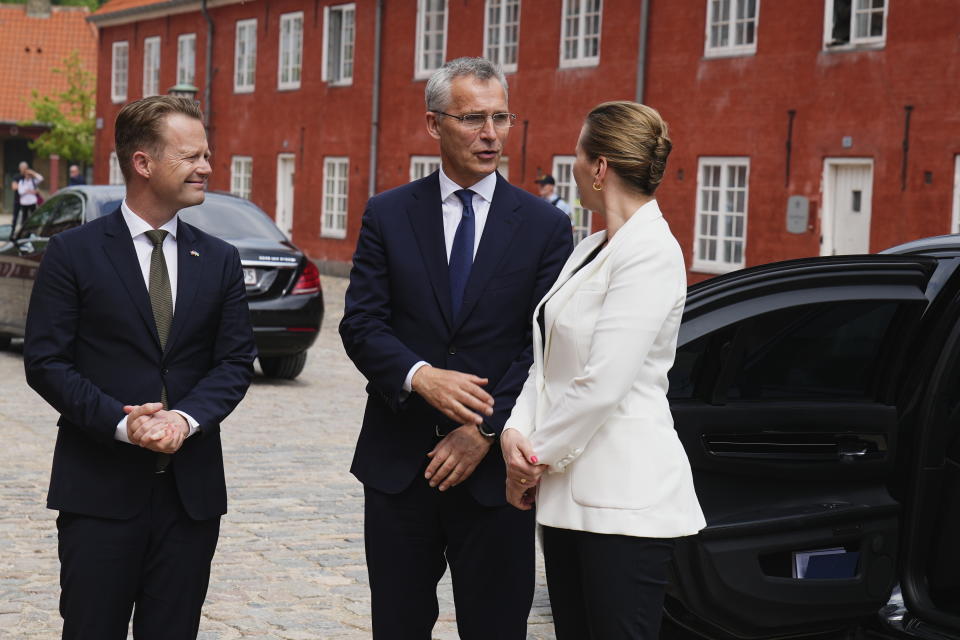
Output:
(501, 101), (706, 640)
(13, 161), (43, 231)
(23, 95), (256, 640)
(340, 57), (572, 639)
(535, 173), (573, 221)
(68, 164), (86, 186)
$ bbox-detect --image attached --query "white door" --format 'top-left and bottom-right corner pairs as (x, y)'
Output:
(276, 154), (295, 239)
(822, 160), (873, 255)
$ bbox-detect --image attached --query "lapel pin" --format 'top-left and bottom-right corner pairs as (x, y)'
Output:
(190, 250), (200, 257)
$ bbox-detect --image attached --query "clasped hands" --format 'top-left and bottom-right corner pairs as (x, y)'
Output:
(124, 403), (189, 453)
(500, 428), (545, 511)
(412, 365), (495, 492)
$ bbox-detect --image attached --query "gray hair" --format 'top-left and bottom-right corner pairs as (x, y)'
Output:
(424, 57), (508, 112)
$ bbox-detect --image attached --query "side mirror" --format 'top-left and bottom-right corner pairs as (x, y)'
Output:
(0, 224), (10, 242)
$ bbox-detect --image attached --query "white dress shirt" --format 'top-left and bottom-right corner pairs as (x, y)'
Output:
(402, 168), (498, 393)
(114, 200), (199, 443)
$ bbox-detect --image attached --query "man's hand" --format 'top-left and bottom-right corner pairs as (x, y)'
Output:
(124, 404), (189, 453)
(424, 424), (494, 491)
(500, 428), (544, 510)
(412, 365), (494, 425)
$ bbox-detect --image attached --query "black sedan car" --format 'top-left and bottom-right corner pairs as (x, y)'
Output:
(0, 185), (322, 379)
(661, 238), (960, 640)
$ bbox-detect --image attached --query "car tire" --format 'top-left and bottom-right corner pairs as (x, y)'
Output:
(260, 352), (307, 380)
(0, 336), (10, 350)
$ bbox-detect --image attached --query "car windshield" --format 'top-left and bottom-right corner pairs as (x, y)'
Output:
(179, 197), (287, 241)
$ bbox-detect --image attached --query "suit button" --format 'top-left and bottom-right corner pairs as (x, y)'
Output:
(161, 368), (169, 376)
(448, 346), (457, 355)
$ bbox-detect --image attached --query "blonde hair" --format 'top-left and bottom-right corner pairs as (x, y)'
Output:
(581, 101), (671, 196)
(115, 96), (204, 182)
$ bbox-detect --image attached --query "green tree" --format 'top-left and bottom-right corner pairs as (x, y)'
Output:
(22, 50), (96, 166)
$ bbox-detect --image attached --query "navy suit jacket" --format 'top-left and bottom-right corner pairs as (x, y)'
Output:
(24, 209), (256, 521)
(340, 172), (573, 506)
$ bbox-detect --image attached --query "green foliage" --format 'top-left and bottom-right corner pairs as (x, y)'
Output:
(22, 50), (96, 165)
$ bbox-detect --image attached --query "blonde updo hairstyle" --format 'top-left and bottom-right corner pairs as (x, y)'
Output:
(580, 101), (671, 196)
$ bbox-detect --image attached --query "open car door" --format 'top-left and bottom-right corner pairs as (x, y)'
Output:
(664, 254), (946, 639)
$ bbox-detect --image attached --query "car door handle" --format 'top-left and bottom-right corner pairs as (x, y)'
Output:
(703, 433), (885, 462)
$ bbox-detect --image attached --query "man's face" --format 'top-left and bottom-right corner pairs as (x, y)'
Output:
(145, 113), (211, 210)
(18, 163), (27, 175)
(426, 76), (509, 188)
(537, 182), (555, 198)
(69, 166), (79, 178)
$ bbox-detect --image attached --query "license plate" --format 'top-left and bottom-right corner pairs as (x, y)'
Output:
(243, 268), (257, 286)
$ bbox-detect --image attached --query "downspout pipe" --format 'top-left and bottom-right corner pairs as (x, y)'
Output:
(635, 0), (650, 103)
(201, 0), (213, 128)
(368, 0), (383, 198)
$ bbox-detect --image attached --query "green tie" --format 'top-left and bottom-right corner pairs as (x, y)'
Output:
(145, 229), (173, 472)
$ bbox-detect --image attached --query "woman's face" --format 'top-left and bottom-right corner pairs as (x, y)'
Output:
(573, 124), (601, 212)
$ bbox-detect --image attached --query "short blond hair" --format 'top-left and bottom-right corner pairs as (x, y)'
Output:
(581, 101), (671, 196)
(114, 96), (203, 182)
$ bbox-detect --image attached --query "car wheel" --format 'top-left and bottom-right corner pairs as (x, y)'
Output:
(0, 336), (10, 350)
(260, 352), (307, 380)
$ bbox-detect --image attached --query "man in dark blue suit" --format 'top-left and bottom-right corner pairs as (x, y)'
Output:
(24, 96), (256, 639)
(340, 58), (574, 639)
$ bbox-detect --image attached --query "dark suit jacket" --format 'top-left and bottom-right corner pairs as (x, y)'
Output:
(24, 209), (256, 521)
(340, 172), (573, 506)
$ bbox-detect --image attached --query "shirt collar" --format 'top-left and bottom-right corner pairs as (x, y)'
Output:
(438, 167), (498, 205)
(121, 199), (179, 239)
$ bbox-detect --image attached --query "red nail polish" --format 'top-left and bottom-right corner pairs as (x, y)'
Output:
(530, 456), (538, 464)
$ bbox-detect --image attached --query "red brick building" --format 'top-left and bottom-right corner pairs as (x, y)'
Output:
(89, 0), (960, 280)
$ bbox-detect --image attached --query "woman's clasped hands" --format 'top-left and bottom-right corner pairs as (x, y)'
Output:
(500, 428), (545, 510)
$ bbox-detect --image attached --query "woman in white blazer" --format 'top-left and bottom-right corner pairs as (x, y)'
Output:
(500, 102), (705, 639)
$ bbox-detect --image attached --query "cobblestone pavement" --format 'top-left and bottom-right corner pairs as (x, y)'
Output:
(0, 274), (556, 639)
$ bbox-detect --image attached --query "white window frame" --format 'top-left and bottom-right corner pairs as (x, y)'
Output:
(278, 12), (304, 90)
(704, 0), (758, 57)
(694, 157), (750, 274)
(111, 41), (128, 103)
(415, 0), (448, 80)
(142, 36), (160, 97)
(410, 155), (441, 182)
(234, 19), (257, 93)
(553, 155), (589, 242)
(108, 151), (124, 185)
(498, 156), (509, 182)
(322, 157), (349, 239)
(484, 0), (521, 73)
(559, 0), (602, 69)
(823, 0), (887, 50)
(230, 156), (253, 200)
(177, 33), (196, 86)
(322, 4), (356, 86)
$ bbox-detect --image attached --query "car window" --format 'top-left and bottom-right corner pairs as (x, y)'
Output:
(17, 196), (60, 239)
(179, 197), (286, 241)
(43, 194), (84, 236)
(725, 301), (901, 401)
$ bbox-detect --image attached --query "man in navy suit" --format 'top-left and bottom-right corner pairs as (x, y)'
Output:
(340, 57), (573, 638)
(24, 96), (256, 639)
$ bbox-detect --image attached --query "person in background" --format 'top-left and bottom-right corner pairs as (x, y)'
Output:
(501, 101), (706, 640)
(68, 164), (86, 186)
(534, 174), (572, 221)
(14, 162), (43, 230)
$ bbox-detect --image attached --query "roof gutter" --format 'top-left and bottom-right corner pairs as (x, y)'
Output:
(200, 0), (213, 128)
(635, 0), (650, 103)
(367, 0), (383, 198)
(87, 0), (241, 27)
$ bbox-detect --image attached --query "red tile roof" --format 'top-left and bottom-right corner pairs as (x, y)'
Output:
(0, 4), (97, 124)
(93, 0), (168, 16)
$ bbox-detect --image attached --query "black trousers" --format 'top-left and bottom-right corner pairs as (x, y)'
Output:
(541, 526), (674, 640)
(364, 473), (536, 640)
(56, 471), (220, 640)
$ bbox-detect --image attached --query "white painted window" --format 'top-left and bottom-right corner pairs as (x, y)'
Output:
(553, 155), (589, 242)
(111, 41), (128, 103)
(177, 33), (196, 86)
(484, 0), (520, 72)
(954, 156), (960, 234)
(410, 156), (441, 181)
(415, 0), (447, 80)
(278, 12), (303, 89)
(231, 156), (253, 200)
(323, 4), (355, 86)
(705, 0), (758, 57)
(694, 157), (749, 273)
(560, 0), (602, 68)
(234, 19), (257, 93)
(108, 151), (124, 185)
(824, 0), (887, 49)
(322, 157), (349, 238)
(142, 36), (160, 97)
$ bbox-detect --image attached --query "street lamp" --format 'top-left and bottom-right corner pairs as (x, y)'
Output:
(167, 83), (199, 100)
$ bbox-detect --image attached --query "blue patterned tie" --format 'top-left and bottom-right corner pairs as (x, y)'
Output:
(449, 189), (476, 317)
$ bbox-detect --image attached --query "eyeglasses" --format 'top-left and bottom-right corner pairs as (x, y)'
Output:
(431, 111), (518, 131)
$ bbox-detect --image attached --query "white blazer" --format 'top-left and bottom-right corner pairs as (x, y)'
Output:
(504, 200), (706, 538)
